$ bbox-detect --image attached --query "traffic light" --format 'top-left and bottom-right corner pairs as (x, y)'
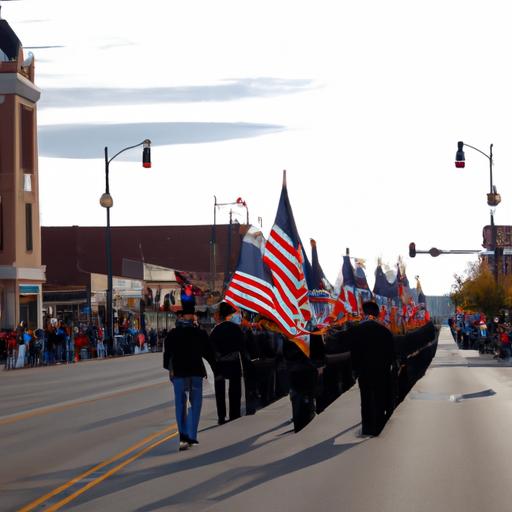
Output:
(455, 141), (465, 168)
(142, 139), (151, 168)
(409, 242), (416, 258)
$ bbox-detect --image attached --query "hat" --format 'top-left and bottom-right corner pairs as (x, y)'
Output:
(218, 301), (236, 319)
(362, 300), (380, 317)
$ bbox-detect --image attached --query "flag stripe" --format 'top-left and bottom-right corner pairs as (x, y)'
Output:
(227, 272), (300, 336)
(263, 248), (304, 296)
(231, 271), (299, 326)
(266, 233), (302, 282)
(225, 288), (299, 337)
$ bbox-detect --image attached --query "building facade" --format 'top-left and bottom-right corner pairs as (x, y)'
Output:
(482, 225), (512, 277)
(0, 18), (45, 330)
(41, 224), (246, 329)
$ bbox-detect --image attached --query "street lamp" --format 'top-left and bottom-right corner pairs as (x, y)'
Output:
(454, 141), (501, 280)
(100, 139), (151, 346)
(210, 196), (249, 294)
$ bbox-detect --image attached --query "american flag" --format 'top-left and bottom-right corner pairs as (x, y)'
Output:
(224, 227), (308, 345)
(225, 173), (311, 355)
(263, 172), (312, 325)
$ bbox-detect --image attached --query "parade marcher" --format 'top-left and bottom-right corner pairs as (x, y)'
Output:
(163, 304), (215, 451)
(283, 333), (325, 433)
(349, 300), (396, 437)
(209, 302), (245, 424)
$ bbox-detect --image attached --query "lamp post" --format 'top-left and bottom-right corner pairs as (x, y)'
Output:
(455, 141), (501, 280)
(210, 196), (249, 295)
(100, 139), (151, 346)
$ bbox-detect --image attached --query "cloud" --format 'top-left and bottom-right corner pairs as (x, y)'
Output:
(98, 42), (134, 50)
(17, 19), (51, 24)
(38, 77), (315, 109)
(38, 121), (285, 159)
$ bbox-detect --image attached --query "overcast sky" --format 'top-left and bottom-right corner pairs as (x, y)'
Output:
(6, 0), (512, 295)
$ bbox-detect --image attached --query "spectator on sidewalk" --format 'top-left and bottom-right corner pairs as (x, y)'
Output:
(163, 303), (215, 451)
(498, 325), (511, 361)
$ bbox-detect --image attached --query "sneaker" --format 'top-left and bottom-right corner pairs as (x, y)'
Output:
(179, 441), (189, 451)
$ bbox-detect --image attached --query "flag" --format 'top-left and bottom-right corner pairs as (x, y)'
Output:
(354, 258), (370, 291)
(262, 171), (312, 353)
(309, 238), (334, 326)
(225, 226), (309, 354)
(373, 262), (399, 299)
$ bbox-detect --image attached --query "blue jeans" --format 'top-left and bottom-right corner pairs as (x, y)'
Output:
(171, 376), (203, 441)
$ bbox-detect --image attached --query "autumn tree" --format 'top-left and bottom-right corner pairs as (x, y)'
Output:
(450, 260), (508, 319)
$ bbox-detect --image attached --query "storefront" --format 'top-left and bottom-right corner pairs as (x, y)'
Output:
(19, 284), (42, 330)
(90, 273), (144, 332)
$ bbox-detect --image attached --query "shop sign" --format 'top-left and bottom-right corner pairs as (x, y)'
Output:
(20, 284), (40, 295)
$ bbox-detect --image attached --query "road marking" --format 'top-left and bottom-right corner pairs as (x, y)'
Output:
(45, 431), (178, 511)
(18, 423), (177, 512)
(0, 380), (167, 427)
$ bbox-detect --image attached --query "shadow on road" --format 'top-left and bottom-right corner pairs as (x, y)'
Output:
(133, 422), (364, 511)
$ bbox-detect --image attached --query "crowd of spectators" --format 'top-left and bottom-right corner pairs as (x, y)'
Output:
(1, 321), (161, 369)
(448, 312), (512, 361)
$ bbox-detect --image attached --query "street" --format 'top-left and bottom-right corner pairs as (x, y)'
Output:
(3, 328), (512, 511)
(0, 353), (217, 511)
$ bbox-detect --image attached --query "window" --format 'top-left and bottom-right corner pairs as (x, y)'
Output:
(24, 174), (32, 192)
(21, 105), (35, 172)
(25, 203), (32, 251)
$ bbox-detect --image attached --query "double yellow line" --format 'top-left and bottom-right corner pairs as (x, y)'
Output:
(19, 423), (178, 512)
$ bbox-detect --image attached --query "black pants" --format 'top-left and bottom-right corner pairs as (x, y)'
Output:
(289, 389), (316, 433)
(214, 376), (241, 422)
(359, 372), (393, 436)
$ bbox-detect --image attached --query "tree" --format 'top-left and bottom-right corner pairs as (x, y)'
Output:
(450, 260), (506, 320)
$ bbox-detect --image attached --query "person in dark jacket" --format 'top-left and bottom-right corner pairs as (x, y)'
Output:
(283, 333), (326, 433)
(348, 300), (396, 436)
(163, 304), (215, 450)
(209, 302), (245, 424)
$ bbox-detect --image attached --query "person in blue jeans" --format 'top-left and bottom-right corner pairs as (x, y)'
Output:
(163, 304), (215, 451)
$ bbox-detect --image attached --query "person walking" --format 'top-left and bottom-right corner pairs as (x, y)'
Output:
(209, 302), (245, 424)
(348, 300), (396, 437)
(163, 304), (215, 451)
(283, 333), (325, 433)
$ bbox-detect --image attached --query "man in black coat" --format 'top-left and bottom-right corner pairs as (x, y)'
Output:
(283, 333), (325, 433)
(209, 302), (245, 424)
(163, 304), (215, 450)
(348, 300), (396, 436)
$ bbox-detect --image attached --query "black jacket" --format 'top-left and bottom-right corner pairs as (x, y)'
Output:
(209, 321), (245, 377)
(283, 335), (325, 394)
(163, 321), (214, 378)
(347, 319), (395, 377)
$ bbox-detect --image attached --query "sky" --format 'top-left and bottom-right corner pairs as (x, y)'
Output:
(5, 0), (512, 295)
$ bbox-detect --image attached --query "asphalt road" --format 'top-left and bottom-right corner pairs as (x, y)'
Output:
(0, 353), (218, 511)
(3, 329), (512, 512)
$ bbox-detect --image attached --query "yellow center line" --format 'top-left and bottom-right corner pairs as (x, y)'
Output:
(45, 431), (179, 512)
(0, 381), (167, 427)
(18, 423), (177, 512)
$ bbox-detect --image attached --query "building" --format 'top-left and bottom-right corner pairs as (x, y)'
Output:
(482, 225), (512, 276)
(0, 16), (45, 330)
(41, 223), (246, 328)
